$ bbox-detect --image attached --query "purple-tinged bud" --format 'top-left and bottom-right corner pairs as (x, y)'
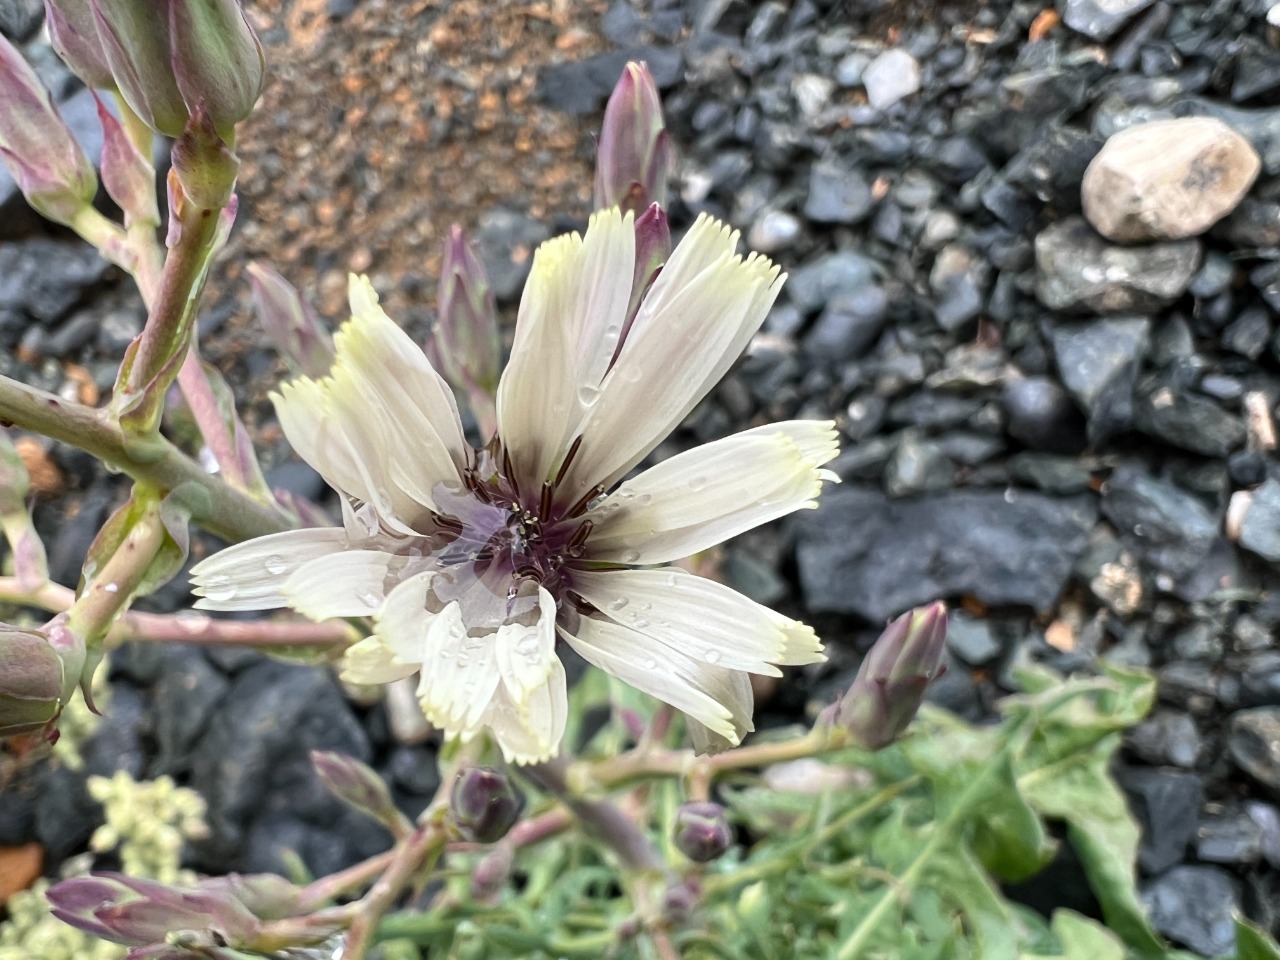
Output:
(428, 225), (500, 438)
(247, 262), (334, 378)
(834, 602), (948, 751)
(0, 625), (64, 738)
(616, 202), (671, 351)
(90, 0), (264, 140)
(451, 766), (525, 844)
(197, 873), (303, 922)
(0, 34), (99, 225)
(674, 802), (733, 863)
(48, 872), (260, 950)
(311, 750), (410, 836)
(44, 0), (115, 88)
(96, 93), (159, 227)
(594, 61), (673, 216)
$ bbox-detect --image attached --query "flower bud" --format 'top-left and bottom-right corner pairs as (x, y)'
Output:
(0, 34), (99, 225)
(247, 262), (334, 378)
(311, 750), (409, 836)
(0, 625), (64, 737)
(594, 61), (673, 216)
(428, 225), (500, 435)
(44, 0), (115, 88)
(90, 0), (265, 140)
(47, 872), (259, 949)
(834, 602), (948, 751)
(451, 766), (525, 843)
(674, 802), (733, 863)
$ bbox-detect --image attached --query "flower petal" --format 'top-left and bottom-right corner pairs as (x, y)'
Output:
(584, 420), (839, 565)
(272, 275), (469, 524)
(374, 571), (441, 667)
(282, 550), (404, 620)
(558, 615), (742, 742)
(340, 635), (418, 685)
(688, 670), (753, 754)
(481, 655), (568, 764)
(493, 587), (558, 708)
(558, 214), (785, 499)
(572, 567), (824, 672)
(189, 528), (348, 611)
(496, 209), (635, 491)
(416, 602), (503, 734)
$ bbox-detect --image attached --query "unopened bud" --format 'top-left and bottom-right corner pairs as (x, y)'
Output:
(47, 872), (259, 949)
(674, 802), (732, 863)
(311, 750), (409, 836)
(428, 225), (500, 435)
(451, 766), (525, 844)
(0, 34), (98, 225)
(594, 61), (673, 216)
(90, 0), (265, 140)
(44, 0), (115, 88)
(247, 262), (334, 378)
(0, 625), (64, 737)
(834, 602), (948, 750)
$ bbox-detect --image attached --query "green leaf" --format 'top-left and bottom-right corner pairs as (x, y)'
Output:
(1236, 915), (1280, 960)
(1047, 910), (1126, 960)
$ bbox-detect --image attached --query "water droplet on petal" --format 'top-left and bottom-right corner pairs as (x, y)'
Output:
(622, 550), (641, 563)
(641, 657), (657, 670)
(704, 650), (721, 664)
(515, 635), (540, 657)
(632, 617), (650, 629)
(356, 589), (381, 609)
(608, 598), (629, 612)
(637, 493), (653, 505)
(688, 476), (708, 492)
(264, 555), (288, 575)
(578, 384), (602, 406)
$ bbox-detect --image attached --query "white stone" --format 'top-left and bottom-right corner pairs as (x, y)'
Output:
(862, 49), (921, 110)
(1081, 117), (1261, 242)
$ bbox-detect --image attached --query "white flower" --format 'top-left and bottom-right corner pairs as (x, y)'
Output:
(190, 209), (837, 763)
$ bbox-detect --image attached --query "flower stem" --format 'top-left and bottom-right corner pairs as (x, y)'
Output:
(0, 377), (289, 543)
(341, 821), (448, 960)
(0, 576), (354, 648)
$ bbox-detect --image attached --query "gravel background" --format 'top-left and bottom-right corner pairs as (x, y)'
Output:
(4, 0), (1280, 954)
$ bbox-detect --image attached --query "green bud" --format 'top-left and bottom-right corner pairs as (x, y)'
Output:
(0, 625), (65, 737)
(451, 766), (525, 844)
(90, 0), (265, 140)
(0, 33), (99, 225)
(311, 750), (409, 836)
(673, 801), (733, 863)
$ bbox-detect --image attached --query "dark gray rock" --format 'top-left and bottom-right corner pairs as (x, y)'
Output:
(786, 251), (879, 314)
(946, 613), (1003, 665)
(883, 436), (953, 497)
(1034, 218), (1200, 314)
(0, 0), (42, 40)
(1197, 811), (1264, 865)
(0, 238), (111, 324)
(1133, 378), (1246, 457)
(1058, 0), (1156, 40)
(801, 286), (888, 362)
(152, 648), (231, 775)
(1050, 317), (1149, 416)
(1007, 453), (1093, 493)
(929, 245), (989, 330)
(1231, 707), (1280, 794)
(189, 661), (371, 872)
(473, 207), (552, 303)
(794, 485), (1097, 621)
(1101, 465), (1218, 580)
(1142, 865), (1239, 957)
(1125, 709), (1203, 768)
(1240, 478), (1280, 563)
(1002, 377), (1087, 454)
(803, 160), (874, 224)
(537, 45), (683, 115)
(1117, 766), (1203, 874)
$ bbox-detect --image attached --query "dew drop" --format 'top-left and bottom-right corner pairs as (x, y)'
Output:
(641, 657), (658, 670)
(622, 550), (641, 563)
(688, 476), (708, 492)
(608, 597), (629, 612)
(632, 617), (650, 629)
(704, 650), (722, 664)
(637, 493), (653, 505)
(103, 582), (119, 594)
(264, 555), (288, 576)
(204, 582), (238, 603)
(578, 384), (602, 406)
(356, 589), (381, 609)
